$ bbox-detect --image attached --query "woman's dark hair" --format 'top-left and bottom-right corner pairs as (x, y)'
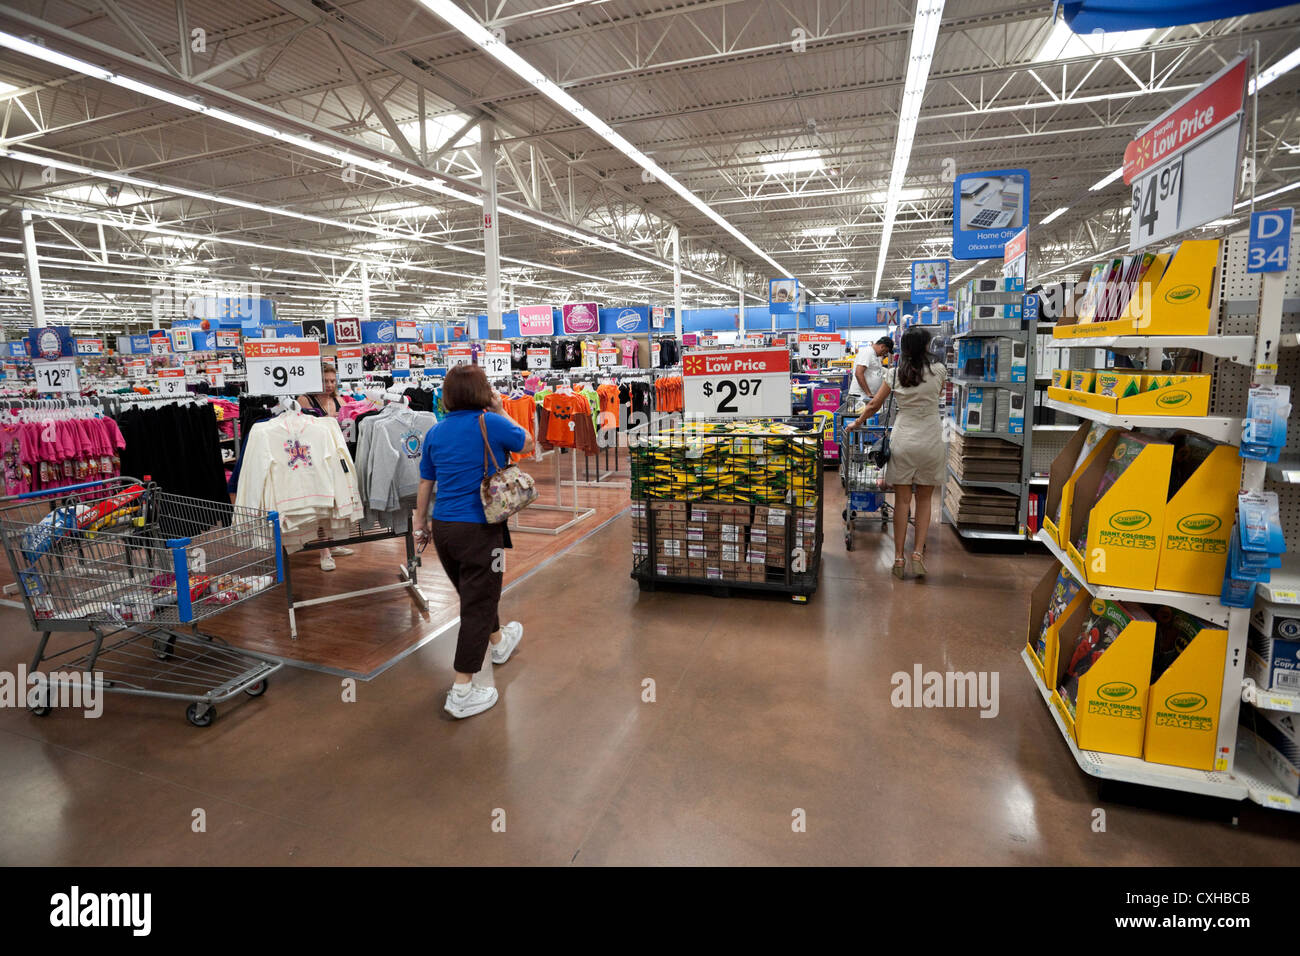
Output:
(442, 363), (495, 411)
(896, 326), (933, 388)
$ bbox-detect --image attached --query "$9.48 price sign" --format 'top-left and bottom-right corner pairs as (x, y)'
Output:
(683, 348), (791, 418)
(244, 338), (322, 396)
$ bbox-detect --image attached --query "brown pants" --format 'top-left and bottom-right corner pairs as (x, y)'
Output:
(432, 520), (505, 674)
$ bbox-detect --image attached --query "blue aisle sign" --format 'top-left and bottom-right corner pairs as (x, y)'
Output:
(1023, 294), (1039, 322)
(952, 168), (1030, 260)
(1248, 208), (1293, 273)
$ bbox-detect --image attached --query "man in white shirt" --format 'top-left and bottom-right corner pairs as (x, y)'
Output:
(849, 336), (894, 401)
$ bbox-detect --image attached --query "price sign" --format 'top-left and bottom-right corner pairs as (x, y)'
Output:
(651, 306), (665, 329)
(483, 341), (511, 377)
(215, 329), (240, 350)
(683, 348), (792, 418)
(1129, 155), (1183, 248)
(651, 342), (661, 367)
(2, 362), (15, 379)
(745, 333), (766, 344)
(393, 351), (410, 371)
(797, 333), (844, 359)
(75, 338), (103, 356)
(157, 367), (187, 398)
(395, 320), (418, 341)
(699, 335), (720, 348)
(446, 346), (472, 368)
(149, 332), (170, 356)
(33, 358), (79, 393)
(244, 338), (323, 396)
(336, 346), (363, 381)
(219, 358), (234, 375)
(597, 347), (620, 367)
(127, 359), (148, 379)
(527, 347), (551, 370)
(203, 362), (225, 388)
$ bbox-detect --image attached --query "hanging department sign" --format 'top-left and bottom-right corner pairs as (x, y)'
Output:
(333, 316), (361, 345)
(1127, 54), (1247, 251)
(244, 338), (322, 396)
(684, 348), (792, 418)
(796, 333), (843, 359)
(518, 304), (553, 336)
(911, 259), (950, 307)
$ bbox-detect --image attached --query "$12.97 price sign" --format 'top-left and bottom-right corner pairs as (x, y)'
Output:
(244, 338), (322, 396)
(683, 348), (791, 418)
(33, 358), (79, 394)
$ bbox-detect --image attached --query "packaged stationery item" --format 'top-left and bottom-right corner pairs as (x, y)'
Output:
(1073, 431), (1159, 551)
(1238, 491), (1285, 554)
(1036, 568), (1082, 658)
(1241, 384), (1291, 462)
(1150, 607), (1211, 682)
(1060, 600), (1153, 717)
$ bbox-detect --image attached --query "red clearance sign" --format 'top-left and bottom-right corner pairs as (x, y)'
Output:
(684, 348), (789, 376)
(1123, 56), (1247, 185)
(244, 339), (320, 359)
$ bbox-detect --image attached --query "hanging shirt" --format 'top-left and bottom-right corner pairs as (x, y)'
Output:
(621, 338), (638, 367)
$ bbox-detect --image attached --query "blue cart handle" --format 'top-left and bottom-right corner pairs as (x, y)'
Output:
(5, 477), (143, 501)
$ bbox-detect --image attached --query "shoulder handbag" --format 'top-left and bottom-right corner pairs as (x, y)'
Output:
(479, 413), (538, 523)
(868, 383), (896, 468)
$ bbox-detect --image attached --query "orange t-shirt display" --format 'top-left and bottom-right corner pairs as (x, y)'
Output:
(543, 392), (586, 447)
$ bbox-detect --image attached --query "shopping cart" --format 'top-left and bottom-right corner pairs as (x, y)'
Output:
(0, 477), (284, 727)
(837, 399), (892, 551)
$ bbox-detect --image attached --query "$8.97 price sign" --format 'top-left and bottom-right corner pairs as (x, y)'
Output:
(244, 338), (322, 396)
(683, 348), (791, 418)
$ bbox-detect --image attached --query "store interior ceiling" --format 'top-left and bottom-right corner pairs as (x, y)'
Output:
(0, 0), (1297, 334)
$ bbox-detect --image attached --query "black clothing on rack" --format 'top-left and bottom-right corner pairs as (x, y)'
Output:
(115, 402), (228, 508)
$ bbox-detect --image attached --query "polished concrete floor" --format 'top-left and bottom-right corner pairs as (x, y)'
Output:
(2, 482), (1299, 865)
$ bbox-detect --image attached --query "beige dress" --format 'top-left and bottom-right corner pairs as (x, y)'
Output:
(883, 363), (947, 487)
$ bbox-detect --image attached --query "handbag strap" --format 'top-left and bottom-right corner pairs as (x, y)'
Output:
(480, 412), (502, 476)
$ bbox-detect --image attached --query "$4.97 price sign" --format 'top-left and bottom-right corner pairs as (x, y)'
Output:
(1129, 155), (1183, 248)
(244, 338), (322, 396)
(683, 348), (791, 418)
(33, 358), (79, 394)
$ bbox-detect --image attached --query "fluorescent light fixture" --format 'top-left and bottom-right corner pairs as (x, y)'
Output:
(868, 188), (926, 203)
(1090, 168), (1124, 191)
(872, 0), (945, 298)
(1040, 206), (1069, 226)
(922, 236), (951, 246)
(761, 150), (824, 176)
(1202, 217), (1239, 228)
(1250, 44), (1300, 93)
(951, 265), (978, 282)
(1236, 181), (1300, 207)
(412, 0), (795, 280)
(801, 226), (837, 237)
(1033, 21), (1152, 63)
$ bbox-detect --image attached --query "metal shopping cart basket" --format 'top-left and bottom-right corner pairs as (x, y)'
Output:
(0, 477), (284, 727)
(837, 399), (892, 551)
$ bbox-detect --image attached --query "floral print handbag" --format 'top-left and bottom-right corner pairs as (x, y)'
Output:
(478, 413), (537, 523)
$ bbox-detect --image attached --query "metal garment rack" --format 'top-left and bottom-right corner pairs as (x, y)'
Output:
(510, 447), (596, 535)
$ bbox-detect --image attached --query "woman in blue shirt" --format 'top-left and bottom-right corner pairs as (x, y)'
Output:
(414, 364), (534, 719)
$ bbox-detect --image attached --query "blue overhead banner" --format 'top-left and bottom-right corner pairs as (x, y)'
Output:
(768, 278), (802, 314)
(27, 326), (75, 359)
(1058, 0), (1293, 31)
(953, 168), (1029, 260)
(600, 305), (650, 335)
(910, 260), (949, 307)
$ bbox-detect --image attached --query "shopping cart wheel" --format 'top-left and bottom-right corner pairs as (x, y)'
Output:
(841, 507), (847, 522)
(28, 694), (50, 718)
(844, 534), (854, 551)
(186, 703), (216, 727)
(245, 679), (268, 697)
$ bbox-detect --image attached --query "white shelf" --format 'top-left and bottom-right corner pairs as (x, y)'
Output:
(1032, 424), (1079, 432)
(1235, 730), (1300, 813)
(1029, 476), (1049, 486)
(1266, 456), (1300, 484)
(1021, 649), (1248, 800)
(1046, 334), (1256, 365)
(943, 419), (1025, 445)
(1043, 397), (1241, 445)
(1035, 529), (1232, 627)
(1243, 678), (1300, 714)
(1256, 556), (1300, 604)
(951, 376), (1026, 390)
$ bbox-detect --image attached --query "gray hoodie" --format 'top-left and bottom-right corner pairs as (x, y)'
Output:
(355, 405), (439, 531)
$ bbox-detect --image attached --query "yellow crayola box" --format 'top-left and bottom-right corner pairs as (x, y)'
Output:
(1156, 442), (1237, 594)
(1072, 432), (1173, 591)
(1052, 598), (1157, 757)
(1144, 610), (1228, 770)
(1043, 424), (1115, 548)
(1026, 561), (1089, 684)
(1095, 370), (1145, 399)
(1116, 372), (1211, 417)
(1140, 239), (1220, 335)
(1070, 369), (1097, 392)
(1143, 373), (1172, 391)
(1051, 368), (1070, 388)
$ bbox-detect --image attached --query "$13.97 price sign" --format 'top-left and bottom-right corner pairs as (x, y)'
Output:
(244, 338), (322, 396)
(683, 348), (791, 418)
(33, 358), (79, 394)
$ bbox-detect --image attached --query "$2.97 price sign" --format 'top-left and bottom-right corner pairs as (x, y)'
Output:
(683, 348), (791, 418)
(244, 338), (322, 396)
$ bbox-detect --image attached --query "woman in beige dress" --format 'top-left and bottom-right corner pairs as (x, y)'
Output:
(849, 326), (947, 579)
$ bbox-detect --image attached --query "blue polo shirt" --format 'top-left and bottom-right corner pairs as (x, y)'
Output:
(419, 410), (528, 523)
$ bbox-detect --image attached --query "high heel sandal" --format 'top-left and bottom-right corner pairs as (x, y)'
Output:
(891, 558), (905, 580)
(910, 551), (927, 578)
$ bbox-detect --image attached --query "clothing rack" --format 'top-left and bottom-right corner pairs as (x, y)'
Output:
(510, 446), (596, 536)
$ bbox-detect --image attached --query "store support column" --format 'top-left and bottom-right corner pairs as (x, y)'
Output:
(480, 119), (503, 341)
(21, 209), (46, 327)
(736, 261), (745, 337)
(672, 224), (683, 340)
(361, 262), (371, 322)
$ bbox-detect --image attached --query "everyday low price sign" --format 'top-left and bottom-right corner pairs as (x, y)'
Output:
(482, 341), (512, 377)
(683, 348), (792, 418)
(526, 347), (551, 370)
(244, 338), (322, 396)
(445, 346), (472, 368)
(796, 333), (843, 359)
(156, 366), (187, 398)
(335, 346), (363, 380)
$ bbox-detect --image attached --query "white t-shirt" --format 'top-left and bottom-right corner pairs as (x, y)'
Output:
(850, 345), (883, 397)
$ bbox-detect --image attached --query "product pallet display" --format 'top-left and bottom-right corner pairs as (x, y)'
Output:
(1024, 227), (1300, 812)
(629, 419), (823, 601)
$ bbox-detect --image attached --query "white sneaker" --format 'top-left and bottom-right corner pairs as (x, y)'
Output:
(491, 621), (524, 664)
(444, 682), (498, 719)
(332, 547), (354, 556)
(319, 551), (336, 571)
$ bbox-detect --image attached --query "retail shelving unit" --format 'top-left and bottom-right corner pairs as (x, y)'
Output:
(1028, 227), (1300, 813)
(944, 324), (1034, 541)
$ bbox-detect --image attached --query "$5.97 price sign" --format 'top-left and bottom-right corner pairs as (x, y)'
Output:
(796, 333), (843, 360)
(683, 348), (791, 418)
(244, 338), (322, 396)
